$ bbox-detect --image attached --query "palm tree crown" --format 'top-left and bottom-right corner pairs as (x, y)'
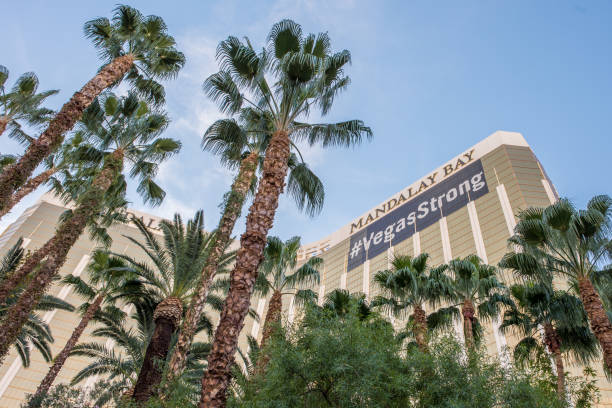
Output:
(501, 195), (612, 371)
(372, 253), (450, 351)
(0, 65), (58, 138)
(500, 281), (598, 396)
(256, 236), (322, 302)
(433, 255), (511, 349)
(84, 5), (185, 104)
(70, 91), (180, 206)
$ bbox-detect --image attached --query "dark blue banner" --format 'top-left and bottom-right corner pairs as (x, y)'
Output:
(347, 160), (488, 270)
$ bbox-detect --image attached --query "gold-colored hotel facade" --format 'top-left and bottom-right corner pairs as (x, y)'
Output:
(0, 131), (610, 406)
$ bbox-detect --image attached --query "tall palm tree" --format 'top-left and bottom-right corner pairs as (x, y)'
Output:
(117, 212), (235, 402)
(430, 255), (511, 351)
(70, 298), (214, 402)
(200, 20), (372, 406)
(0, 5), (184, 212)
(254, 236), (321, 365)
(0, 136), (85, 219)
(502, 196), (612, 371)
(0, 65), (58, 137)
(30, 251), (135, 400)
(0, 92), (179, 362)
(166, 116), (324, 385)
(371, 253), (449, 352)
(0, 238), (73, 367)
(499, 282), (598, 397)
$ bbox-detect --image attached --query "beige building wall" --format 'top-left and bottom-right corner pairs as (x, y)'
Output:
(0, 195), (252, 407)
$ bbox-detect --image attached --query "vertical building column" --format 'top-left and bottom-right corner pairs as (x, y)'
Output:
(340, 271), (347, 290)
(439, 217), (463, 342)
(439, 217), (452, 263)
(467, 202), (488, 264)
(412, 232), (421, 257)
(467, 201), (510, 367)
(362, 260), (370, 298)
(0, 254), (91, 399)
(541, 179), (557, 204)
(287, 295), (296, 325)
(496, 184), (516, 236)
(317, 285), (326, 306)
(387, 246), (394, 268)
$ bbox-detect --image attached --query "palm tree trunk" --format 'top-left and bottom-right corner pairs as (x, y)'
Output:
(255, 289), (283, 373)
(543, 323), (565, 397)
(165, 152), (258, 385)
(0, 116), (8, 136)
(199, 130), (291, 408)
(578, 277), (612, 371)
(132, 296), (183, 402)
(31, 293), (104, 400)
(462, 300), (475, 351)
(412, 304), (428, 352)
(0, 167), (57, 219)
(0, 150), (123, 362)
(0, 54), (134, 215)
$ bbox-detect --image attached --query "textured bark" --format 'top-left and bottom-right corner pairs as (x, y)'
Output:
(0, 150), (123, 362)
(543, 322), (565, 397)
(255, 290), (283, 372)
(199, 131), (291, 408)
(33, 293), (104, 399)
(165, 152), (258, 385)
(0, 167), (57, 219)
(132, 297), (183, 402)
(578, 277), (612, 371)
(412, 304), (429, 352)
(0, 54), (134, 214)
(0, 116), (8, 136)
(462, 300), (475, 351)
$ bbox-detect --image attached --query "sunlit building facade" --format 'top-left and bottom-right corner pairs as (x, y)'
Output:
(0, 131), (610, 406)
(246, 131), (611, 407)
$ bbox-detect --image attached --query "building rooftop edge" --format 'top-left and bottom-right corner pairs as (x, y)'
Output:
(298, 130), (529, 256)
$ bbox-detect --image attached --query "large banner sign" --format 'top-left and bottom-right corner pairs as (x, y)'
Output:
(347, 160), (489, 271)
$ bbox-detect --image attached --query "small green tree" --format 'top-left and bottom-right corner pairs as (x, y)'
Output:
(430, 255), (512, 351)
(502, 196), (612, 371)
(372, 253), (449, 351)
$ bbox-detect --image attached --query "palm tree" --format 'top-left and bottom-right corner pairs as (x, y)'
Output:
(0, 92), (179, 362)
(0, 238), (73, 368)
(0, 136), (84, 219)
(322, 289), (374, 321)
(502, 196), (612, 371)
(0, 65), (58, 137)
(200, 20), (372, 406)
(116, 211), (235, 402)
(166, 117), (325, 385)
(30, 251), (134, 400)
(371, 253), (449, 352)
(0, 5), (184, 212)
(499, 282), (598, 397)
(254, 236), (321, 367)
(430, 255), (511, 351)
(70, 298), (214, 402)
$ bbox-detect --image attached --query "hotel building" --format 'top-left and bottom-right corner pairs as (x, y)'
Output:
(0, 130), (610, 406)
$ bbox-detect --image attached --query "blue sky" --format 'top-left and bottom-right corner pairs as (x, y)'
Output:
(1, 0), (611, 245)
